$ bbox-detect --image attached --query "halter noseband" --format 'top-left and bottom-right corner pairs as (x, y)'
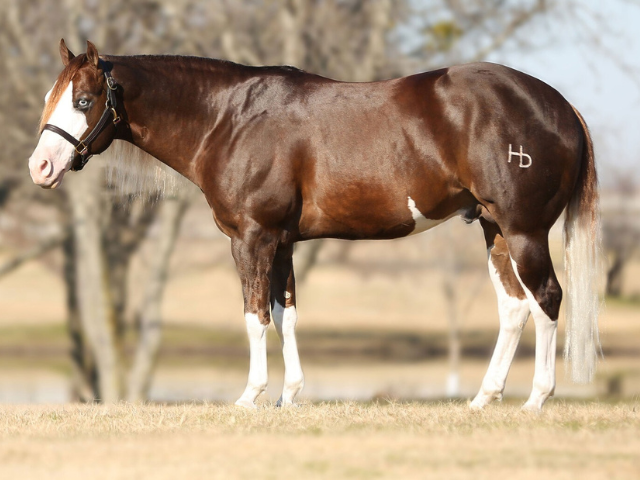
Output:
(41, 65), (121, 172)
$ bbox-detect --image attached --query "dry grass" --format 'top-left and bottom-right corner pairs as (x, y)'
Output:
(0, 401), (638, 479)
(1, 210), (640, 477)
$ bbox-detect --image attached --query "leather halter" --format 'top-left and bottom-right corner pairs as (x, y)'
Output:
(41, 65), (121, 171)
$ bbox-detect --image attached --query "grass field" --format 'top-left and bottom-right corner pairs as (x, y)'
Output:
(1, 205), (639, 478)
(0, 400), (638, 479)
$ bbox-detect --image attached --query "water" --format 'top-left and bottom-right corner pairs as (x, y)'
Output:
(0, 360), (604, 404)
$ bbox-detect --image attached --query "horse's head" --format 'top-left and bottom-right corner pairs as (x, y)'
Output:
(29, 40), (119, 188)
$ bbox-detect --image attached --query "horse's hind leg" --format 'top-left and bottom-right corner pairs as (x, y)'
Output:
(507, 230), (561, 411)
(471, 220), (530, 409)
(270, 244), (304, 406)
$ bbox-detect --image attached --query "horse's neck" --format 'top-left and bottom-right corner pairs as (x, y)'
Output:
(109, 55), (246, 186)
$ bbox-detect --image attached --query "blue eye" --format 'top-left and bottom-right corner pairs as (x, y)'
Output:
(77, 98), (89, 108)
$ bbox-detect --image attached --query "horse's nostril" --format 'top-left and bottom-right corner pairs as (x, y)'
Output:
(39, 159), (53, 178)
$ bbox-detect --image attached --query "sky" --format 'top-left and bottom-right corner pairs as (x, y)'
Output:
(484, 0), (640, 186)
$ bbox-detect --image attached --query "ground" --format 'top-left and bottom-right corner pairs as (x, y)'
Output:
(0, 401), (638, 479)
(0, 200), (639, 478)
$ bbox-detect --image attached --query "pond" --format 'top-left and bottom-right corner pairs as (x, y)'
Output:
(0, 359), (602, 404)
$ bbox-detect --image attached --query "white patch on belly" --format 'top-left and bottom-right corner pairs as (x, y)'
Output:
(407, 196), (448, 235)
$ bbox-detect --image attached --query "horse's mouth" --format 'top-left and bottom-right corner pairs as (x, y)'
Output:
(36, 169), (66, 189)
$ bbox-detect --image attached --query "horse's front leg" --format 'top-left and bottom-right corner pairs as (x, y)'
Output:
(271, 244), (304, 406)
(231, 225), (279, 409)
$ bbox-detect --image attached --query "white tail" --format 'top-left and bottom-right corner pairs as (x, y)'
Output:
(563, 107), (603, 383)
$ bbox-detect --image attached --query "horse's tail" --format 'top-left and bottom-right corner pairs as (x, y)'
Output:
(563, 105), (603, 383)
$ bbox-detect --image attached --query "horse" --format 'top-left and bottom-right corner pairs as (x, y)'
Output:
(29, 40), (601, 410)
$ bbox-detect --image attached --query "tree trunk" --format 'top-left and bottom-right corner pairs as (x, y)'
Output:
(62, 223), (97, 402)
(279, 0), (306, 66)
(294, 240), (324, 284)
(0, 234), (64, 278)
(606, 255), (625, 298)
(127, 194), (189, 402)
(443, 268), (461, 398)
(353, 0), (392, 82)
(67, 167), (122, 403)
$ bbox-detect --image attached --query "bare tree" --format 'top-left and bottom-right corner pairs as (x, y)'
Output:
(0, 0), (197, 401)
(65, 168), (121, 402)
(602, 171), (640, 297)
(1, 0), (606, 403)
(0, 0), (413, 402)
(127, 190), (193, 402)
(407, 0), (552, 68)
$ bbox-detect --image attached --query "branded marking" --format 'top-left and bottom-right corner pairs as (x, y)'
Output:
(508, 144), (532, 168)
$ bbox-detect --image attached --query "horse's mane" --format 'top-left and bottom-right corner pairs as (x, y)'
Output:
(39, 55), (87, 133)
(101, 140), (188, 198)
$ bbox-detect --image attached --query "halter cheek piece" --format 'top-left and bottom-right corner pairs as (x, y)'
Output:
(41, 66), (121, 172)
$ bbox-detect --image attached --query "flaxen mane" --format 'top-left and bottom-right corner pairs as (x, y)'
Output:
(102, 140), (187, 197)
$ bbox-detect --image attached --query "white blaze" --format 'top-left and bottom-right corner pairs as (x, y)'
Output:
(44, 82), (55, 103)
(29, 81), (88, 186)
(39, 81), (88, 159)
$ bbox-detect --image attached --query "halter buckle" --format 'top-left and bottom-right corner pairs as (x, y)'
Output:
(75, 142), (88, 156)
(106, 76), (117, 91)
(111, 108), (121, 125)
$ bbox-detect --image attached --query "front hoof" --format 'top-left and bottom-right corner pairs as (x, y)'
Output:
(521, 401), (543, 413)
(235, 398), (257, 409)
(469, 399), (486, 411)
(469, 390), (501, 410)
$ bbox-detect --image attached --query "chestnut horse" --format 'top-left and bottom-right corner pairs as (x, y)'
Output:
(29, 40), (601, 410)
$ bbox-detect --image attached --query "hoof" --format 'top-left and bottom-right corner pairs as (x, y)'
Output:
(469, 391), (501, 410)
(276, 396), (299, 408)
(469, 400), (486, 411)
(521, 401), (543, 413)
(235, 398), (257, 409)
(522, 390), (552, 412)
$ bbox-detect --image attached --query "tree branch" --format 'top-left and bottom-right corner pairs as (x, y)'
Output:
(0, 232), (67, 278)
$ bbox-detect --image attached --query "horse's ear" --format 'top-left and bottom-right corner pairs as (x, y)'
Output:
(86, 41), (100, 69)
(59, 39), (74, 66)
